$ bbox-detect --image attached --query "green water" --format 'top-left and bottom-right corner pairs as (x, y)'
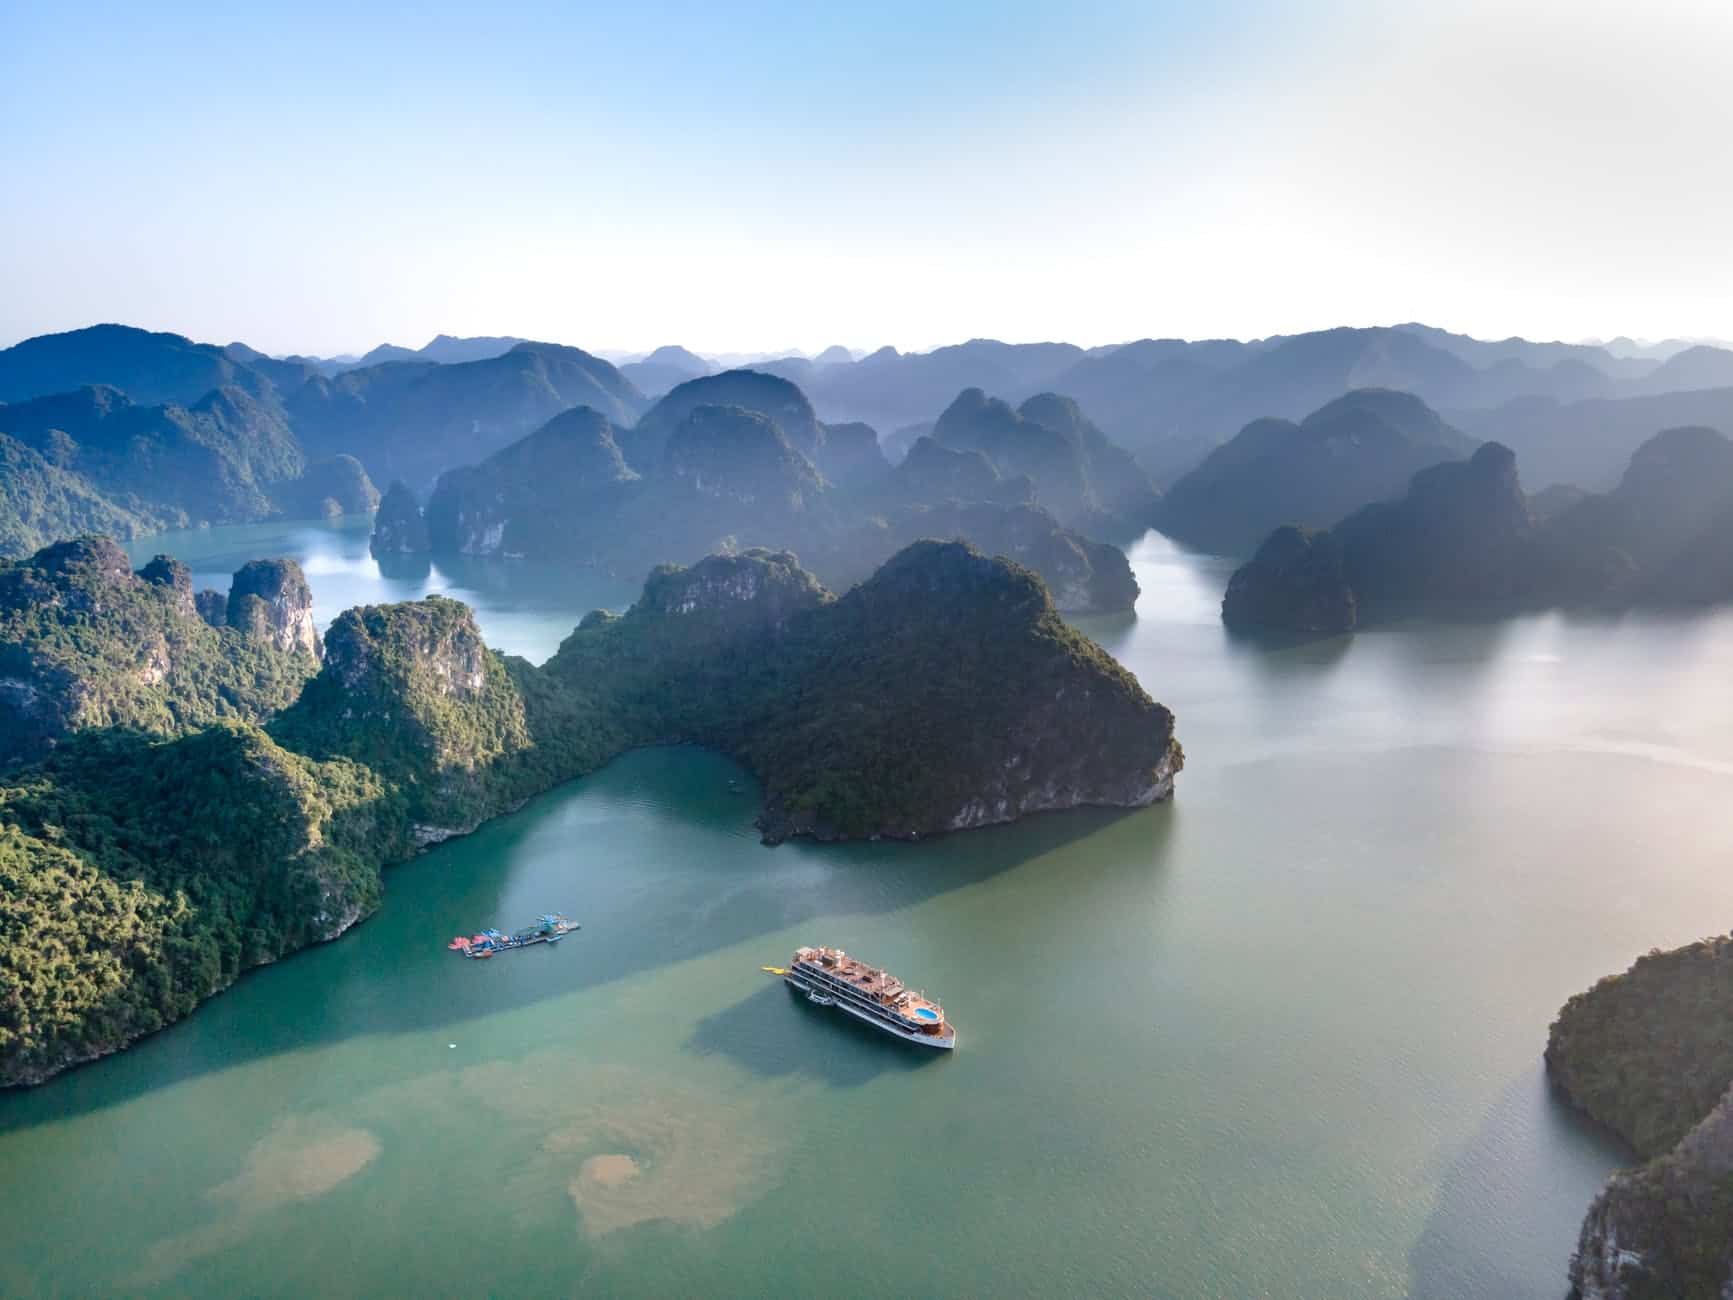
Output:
(8, 523), (1733, 1297)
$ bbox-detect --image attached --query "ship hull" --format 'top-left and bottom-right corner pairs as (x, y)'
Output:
(785, 973), (956, 1049)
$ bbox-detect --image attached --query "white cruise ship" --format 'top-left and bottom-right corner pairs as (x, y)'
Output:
(784, 946), (956, 1049)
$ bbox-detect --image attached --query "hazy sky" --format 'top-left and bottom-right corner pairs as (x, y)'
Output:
(3, 0), (1730, 355)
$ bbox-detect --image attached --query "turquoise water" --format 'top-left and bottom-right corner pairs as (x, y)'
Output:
(7, 521), (1733, 1296)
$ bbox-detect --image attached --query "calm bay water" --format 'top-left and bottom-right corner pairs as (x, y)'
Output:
(119, 516), (640, 662)
(7, 523), (1733, 1296)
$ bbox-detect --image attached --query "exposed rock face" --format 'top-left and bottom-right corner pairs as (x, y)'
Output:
(745, 541), (1179, 843)
(322, 596), (493, 704)
(281, 595), (531, 832)
(227, 558), (320, 657)
(1568, 1090), (1733, 1300)
(1547, 936), (1733, 1298)
(1221, 526), (1355, 635)
(0, 537), (320, 765)
(370, 481), (430, 557)
(638, 548), (828, 629)
(5, 538), (1176, 1085)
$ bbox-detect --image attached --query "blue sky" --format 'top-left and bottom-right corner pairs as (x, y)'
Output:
(3, 0), (1730, 354)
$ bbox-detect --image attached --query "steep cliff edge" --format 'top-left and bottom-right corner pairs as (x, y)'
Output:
(272, 595), (531, 836)
(1547, 937), (1733, 1298)
(0, 538), (319, 764)
(370, 480), (430, 557)
(745, 540), (1178, 841)
(227, 557), (321, 657)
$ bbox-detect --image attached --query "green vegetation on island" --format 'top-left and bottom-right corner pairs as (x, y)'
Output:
(1547, 937), (1733, 1299)
(0, 535), (1179, 1087)
(0, 433), (151, 556)
(0, 538), (320, 763)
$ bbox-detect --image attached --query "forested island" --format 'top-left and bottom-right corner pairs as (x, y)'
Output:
(1547, 938), (1733, 1298)
(0, 535), (1180, 1087)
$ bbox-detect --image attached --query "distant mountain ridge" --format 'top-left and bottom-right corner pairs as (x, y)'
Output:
(6, 319), (1733, 561)
(1156, 389), (1478, 556)
(285, 340), (647, 488)
(0, 324), (263, 407)
(1456, 384), (1733, 491)
(720, 325), (1730, 491)
(383, 368), (1146, 615)
(618, 345), (715, 398)
(349, 334), (527, 369)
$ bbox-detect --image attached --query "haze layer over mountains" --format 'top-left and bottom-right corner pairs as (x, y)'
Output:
(7, 319), (1733, 619)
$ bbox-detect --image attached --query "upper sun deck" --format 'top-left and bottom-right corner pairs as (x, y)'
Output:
(791, 946), (945, 1021)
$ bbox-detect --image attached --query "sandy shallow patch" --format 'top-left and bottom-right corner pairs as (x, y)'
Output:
(445, 1052), (790, 1238)
(580, 1153), (641, 1187)
(137, 1117), (381, 1284)
(138, 1046), (790, 1285)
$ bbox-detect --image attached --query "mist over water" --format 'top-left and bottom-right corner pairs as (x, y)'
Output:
(121, 517), (638, 664)
(7, 520), (1733, 1296)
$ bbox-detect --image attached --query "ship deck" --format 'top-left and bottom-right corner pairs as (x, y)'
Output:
(792, 947), (947, 1025)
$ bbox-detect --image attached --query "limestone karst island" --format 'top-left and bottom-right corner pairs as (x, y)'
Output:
(5, 3), (1733, 1296)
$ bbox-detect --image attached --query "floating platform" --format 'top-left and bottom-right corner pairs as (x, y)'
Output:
(448, 913), (578, 959)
